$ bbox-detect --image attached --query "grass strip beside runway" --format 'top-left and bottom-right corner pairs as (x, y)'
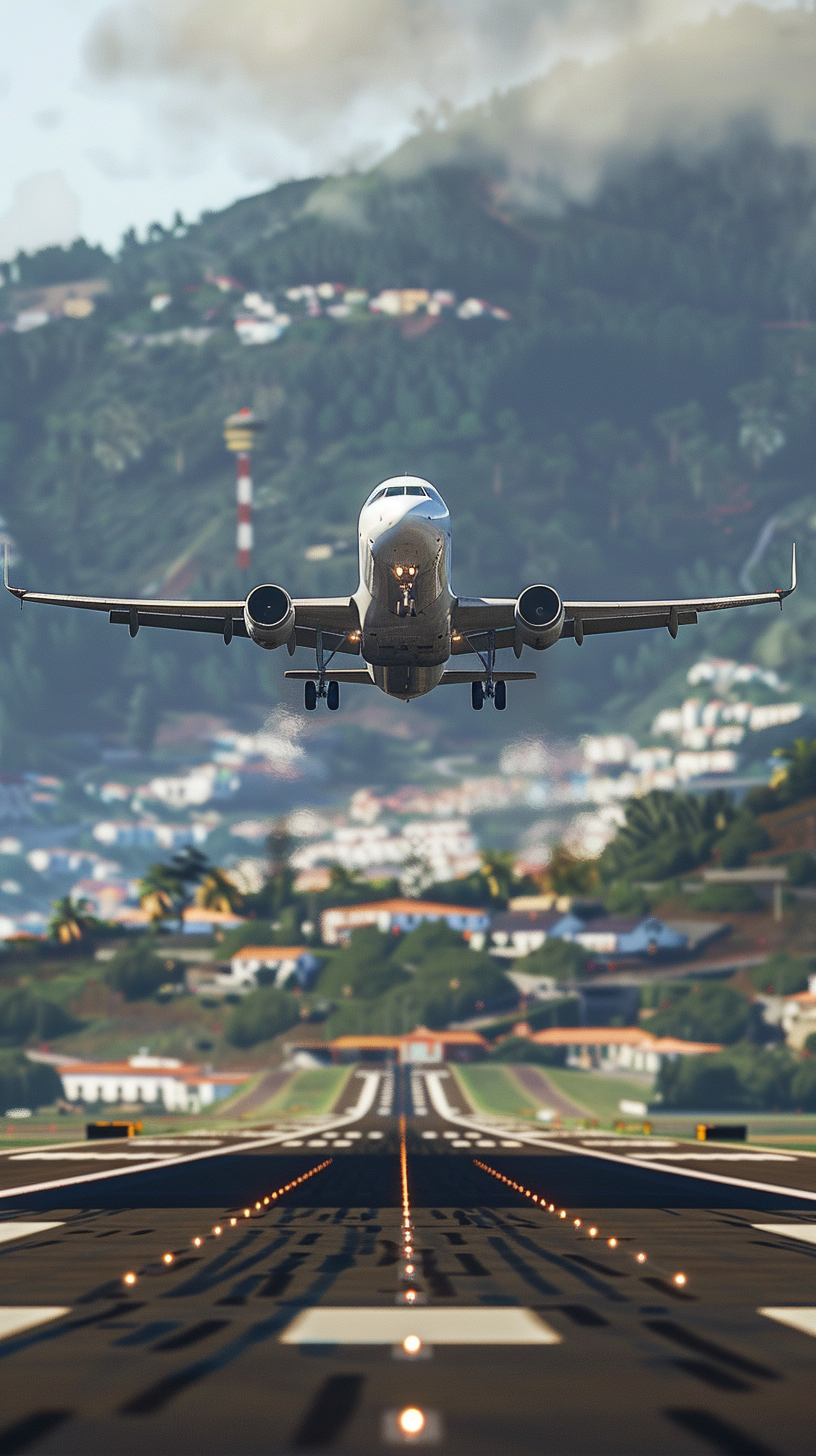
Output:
(260, 1066), (353, 1117)
(453, 1065), (539, 1118)
(539, 1068), (656, 1124)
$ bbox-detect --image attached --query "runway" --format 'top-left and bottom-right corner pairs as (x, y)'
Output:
(0, 1067), (814, 1454)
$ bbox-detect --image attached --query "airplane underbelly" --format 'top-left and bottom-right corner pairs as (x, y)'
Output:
(371, 664), (446, 700)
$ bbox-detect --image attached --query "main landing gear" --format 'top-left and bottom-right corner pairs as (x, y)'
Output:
(469, 630), (507, 710)
(304, 627), (343, 710)
(471, 680), (506, 710)
(304, 679), (340, 711)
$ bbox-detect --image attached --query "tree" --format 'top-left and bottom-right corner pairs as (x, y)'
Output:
(138, 846), (211, 921)
(194, 868), (245, 915)
(0, 989), (78, 1044)
(513, 940), (591, 981)
(225, 987), (301, 1048)
(649, 983), (751, 1044)
(0, 1051), (61, 1111)
(104, 939), (172, 1001)
(48, 896), (99, 945)
(750, 954), (812, 996)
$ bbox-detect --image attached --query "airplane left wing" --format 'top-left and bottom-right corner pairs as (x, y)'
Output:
(3, 552), (360, 652)
(452, 546), (796, 652)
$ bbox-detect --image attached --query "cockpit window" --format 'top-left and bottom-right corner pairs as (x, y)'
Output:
(370, 487), (387, 501)
(405, 485), (429, 496)
(384, 485), (406, 496)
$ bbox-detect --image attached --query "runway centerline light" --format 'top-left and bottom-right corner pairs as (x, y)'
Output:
(193, 1237), (202, 1247)
(403, 1335), (422, 1355)
(608, 1238), (618, 1249)
(213, 1226), (222, 1236)
(230, 1218), (237, 1225)
(636, 1252), (646, 1264)
(399, 1408), (425, 1437)
(405, 1290), (417, 1304)
(123, 1272), (136, 1285)
(588, 1227), (597, 1237)
(574, 1219), (581, 1228)
(674, 1273), (687, 1286)
(163, 1253), (173, 1264)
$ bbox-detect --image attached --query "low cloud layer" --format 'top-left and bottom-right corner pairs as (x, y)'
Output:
(84, 1), (816, 192)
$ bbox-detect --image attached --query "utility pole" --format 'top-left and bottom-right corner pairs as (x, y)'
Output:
(223, 407), (263, 572)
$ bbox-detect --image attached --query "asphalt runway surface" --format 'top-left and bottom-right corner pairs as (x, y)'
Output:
(0, 1069), (815, 1454)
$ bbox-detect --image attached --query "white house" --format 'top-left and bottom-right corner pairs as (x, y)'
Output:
(229, 945), (319, 989)
(57, 1054), (248, 1112)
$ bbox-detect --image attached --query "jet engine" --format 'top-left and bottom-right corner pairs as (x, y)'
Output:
(514, 584), (565, 652)
(244, 584), (295, 649)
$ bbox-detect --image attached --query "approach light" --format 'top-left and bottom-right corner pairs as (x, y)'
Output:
(402, 1335), (422, 1355)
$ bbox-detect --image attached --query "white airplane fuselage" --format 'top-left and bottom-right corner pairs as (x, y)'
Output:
(352, 477), (453, 700)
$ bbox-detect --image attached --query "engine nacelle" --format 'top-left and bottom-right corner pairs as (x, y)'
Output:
(244, 584), (295, 649)
(514, 584), (565, 651)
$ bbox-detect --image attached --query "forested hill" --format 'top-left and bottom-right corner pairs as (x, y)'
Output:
(2, 139), (816, 765)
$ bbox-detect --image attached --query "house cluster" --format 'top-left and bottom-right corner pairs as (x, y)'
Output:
(0, 278), (110, 333)
(508, 1024), (722, 1075)
(650, 657), (804, 752)
(233, 282), (511, 344)
(290, 818), (480, 890)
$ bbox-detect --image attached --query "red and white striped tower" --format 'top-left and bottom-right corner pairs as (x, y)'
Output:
(223, 407), (263, 572)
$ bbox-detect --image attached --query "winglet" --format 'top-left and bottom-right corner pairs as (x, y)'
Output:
(3, 544), (24, 604)
(778, 543), (797, 603)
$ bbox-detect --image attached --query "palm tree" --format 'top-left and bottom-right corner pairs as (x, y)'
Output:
(194, 869), (245, 915)
(138, 864), (185, 923)
(49, 896), (96, 944)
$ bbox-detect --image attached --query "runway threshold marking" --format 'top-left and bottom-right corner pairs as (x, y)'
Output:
(0, 1071), (383, 1201)
(280, 1307), (561, 1345)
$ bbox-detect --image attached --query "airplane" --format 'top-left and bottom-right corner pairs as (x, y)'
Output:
(4, 475), (796, 712)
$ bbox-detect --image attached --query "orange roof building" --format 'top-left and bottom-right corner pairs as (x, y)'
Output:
(512, 1024), (721, 1074)
(325, 1025), (488, 1064)
(320, 899), (490, 946)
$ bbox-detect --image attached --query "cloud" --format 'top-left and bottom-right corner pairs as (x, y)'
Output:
(0, 171), (81, 261)
(82, 1), (816, 192)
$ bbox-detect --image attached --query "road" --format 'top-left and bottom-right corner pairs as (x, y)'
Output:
(0, 1068), (814, 1452)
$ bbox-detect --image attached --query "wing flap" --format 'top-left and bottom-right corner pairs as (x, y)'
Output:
(109, 610), (250, 637)
(561, 610), (698, 638)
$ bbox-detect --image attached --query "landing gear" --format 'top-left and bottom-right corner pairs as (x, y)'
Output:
(466, 630), (508, 710)
(304, 680), (317, 711)
(471, 681), (484, 710)
(327, 680), (340, 711)
(494, 679), (506, 710)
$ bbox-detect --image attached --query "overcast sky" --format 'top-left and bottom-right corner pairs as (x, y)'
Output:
(0, 0), (814, 261)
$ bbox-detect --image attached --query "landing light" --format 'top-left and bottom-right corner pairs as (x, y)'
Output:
(403, 1335), (422, 1355)
(399, 1408), (425, 1436)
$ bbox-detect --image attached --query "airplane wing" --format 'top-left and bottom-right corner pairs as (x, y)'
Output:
(3, 553), (360, 653)
(451, 546), (796, 652)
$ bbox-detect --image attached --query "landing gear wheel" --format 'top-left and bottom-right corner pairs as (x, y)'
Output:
(471, 681), (484, 710)
(494, 680), (507, 710)
(304, 680), (317, 711)
(327, 680), (340, 711)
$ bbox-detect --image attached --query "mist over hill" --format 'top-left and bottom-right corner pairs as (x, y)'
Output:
(1, 135), (816, 770)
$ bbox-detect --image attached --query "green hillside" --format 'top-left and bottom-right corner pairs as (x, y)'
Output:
(2, 143), (816, 765)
